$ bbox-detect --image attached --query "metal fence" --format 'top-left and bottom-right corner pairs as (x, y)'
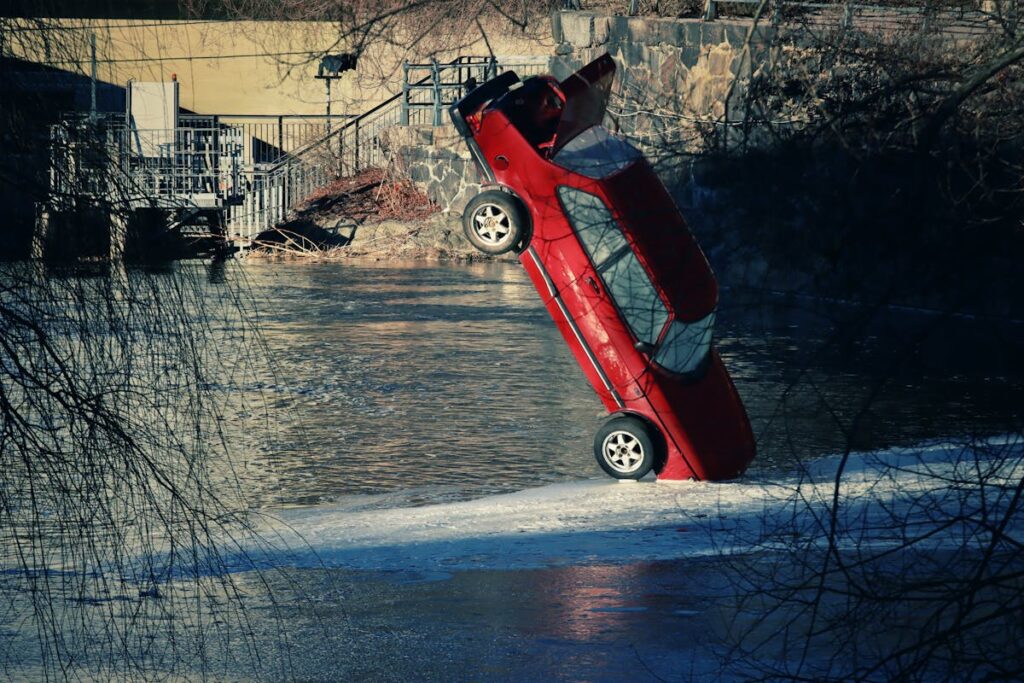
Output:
(226, 55), (553, 241)
(180, 114), (355, 165)
(225, 91), (406, 240)
(48, 119), (123, 208)
(48, 55), (554, 244)
(49, 117), (244, 213)
(401, 56), (551, 126)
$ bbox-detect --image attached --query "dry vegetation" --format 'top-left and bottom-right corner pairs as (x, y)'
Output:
(247, 167), (437, 260)
(302, 167), (436, 224)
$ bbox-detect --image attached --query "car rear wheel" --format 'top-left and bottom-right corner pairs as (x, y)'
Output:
(594, 416), (657, 479)
(462, 191), (527, 255)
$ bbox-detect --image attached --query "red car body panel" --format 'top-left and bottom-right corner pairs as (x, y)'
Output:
(452, 57), (755, 481)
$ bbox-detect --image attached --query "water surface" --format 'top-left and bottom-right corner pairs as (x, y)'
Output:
(217, 260), (1024, 508)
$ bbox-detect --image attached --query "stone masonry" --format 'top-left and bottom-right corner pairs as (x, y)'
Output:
(392, 11), (775, 214)
(386, 125), (484, 215)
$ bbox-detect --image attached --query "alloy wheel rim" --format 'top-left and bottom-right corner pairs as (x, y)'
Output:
(472, 204), (512, 245)
(602, 430), (645, 473)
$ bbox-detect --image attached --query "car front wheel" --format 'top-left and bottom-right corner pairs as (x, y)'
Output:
(593, 416), (658, 480)
(462, 191), (527, 255)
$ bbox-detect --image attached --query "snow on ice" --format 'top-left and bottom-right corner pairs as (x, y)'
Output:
(240, 435), (1024, 574)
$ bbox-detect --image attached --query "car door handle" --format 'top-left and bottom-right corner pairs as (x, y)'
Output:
(585, 276), (601, 295)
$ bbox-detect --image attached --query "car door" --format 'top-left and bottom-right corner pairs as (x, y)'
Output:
(555, 184), (670, 402)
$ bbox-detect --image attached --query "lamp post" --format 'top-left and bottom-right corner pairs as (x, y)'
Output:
(316, 53), (358, 132)
(315, 53), (358, 175)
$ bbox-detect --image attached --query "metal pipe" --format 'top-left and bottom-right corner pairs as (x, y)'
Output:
(401, 59), (410, 125)
(703, 0), (717, 20)
(90, 33), (97, 121)
(431, 57), (442, 126)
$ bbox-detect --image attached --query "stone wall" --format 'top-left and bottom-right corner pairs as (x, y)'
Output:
(391, 12), (776, 214)
(552, 11), (763, 120)
(551, 11), (775, 164)
(387, 126), (485, 215)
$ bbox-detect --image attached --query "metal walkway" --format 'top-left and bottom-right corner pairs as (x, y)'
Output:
(46, 55), (549, 253)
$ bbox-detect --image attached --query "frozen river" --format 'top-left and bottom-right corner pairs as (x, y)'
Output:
(217, 259), (1024, 509)
(3, 257), (1022, 681)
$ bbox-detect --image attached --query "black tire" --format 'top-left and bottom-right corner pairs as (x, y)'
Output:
(593, 416), (658, 480)
(462, 190), (528, 255)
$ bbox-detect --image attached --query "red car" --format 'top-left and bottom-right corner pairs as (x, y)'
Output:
(450, 55), (755, 481)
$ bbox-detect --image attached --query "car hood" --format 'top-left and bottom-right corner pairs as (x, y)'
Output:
(553, 54), (616, 157)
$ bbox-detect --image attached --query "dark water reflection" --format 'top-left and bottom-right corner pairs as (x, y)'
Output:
(213, 261), (1024, 509)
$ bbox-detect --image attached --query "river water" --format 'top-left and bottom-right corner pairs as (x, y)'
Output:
(3, 257), (1023, 682)
(210, 260), (1024, 510)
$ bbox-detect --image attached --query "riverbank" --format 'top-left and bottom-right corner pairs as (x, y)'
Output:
(204, 437), (1024, 681)
(247, 213), (507, 262)
(332, 214), (516, 263)
(246, 168), (515, 263)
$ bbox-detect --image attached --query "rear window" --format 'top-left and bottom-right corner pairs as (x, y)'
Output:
(557, 186), (669, 346)
(552, 126), (641, 179)
(652, 313), (715, 376)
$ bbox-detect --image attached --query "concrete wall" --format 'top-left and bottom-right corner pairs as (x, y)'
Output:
(5, 18), (553, 116)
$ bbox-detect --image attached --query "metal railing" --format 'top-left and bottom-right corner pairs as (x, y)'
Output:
(225, 87), (410, 240)
(401, 56), (550, 126)
(49, 117), (244, 214)
(180, 113), (355, 165)
(48, 119), (123, 208)
(226, 55), (553, 241)
(122, 123), (241, 206)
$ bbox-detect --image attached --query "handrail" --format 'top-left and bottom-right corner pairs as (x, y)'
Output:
(261, 55), (513, 172)
(260, 73), (432, 173)
(180, 113), (356, 120)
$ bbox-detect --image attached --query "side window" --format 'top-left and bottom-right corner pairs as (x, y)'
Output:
(602, 250), (670, 346)
(557, 186), (625, 264)
(558, 186), (669, 346)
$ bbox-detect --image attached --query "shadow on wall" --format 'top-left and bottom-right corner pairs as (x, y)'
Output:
(0, 57), (126, 258)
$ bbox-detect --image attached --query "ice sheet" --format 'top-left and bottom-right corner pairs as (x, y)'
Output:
(242, 436), (1023, 573)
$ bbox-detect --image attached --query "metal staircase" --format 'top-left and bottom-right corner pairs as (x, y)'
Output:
(45, 55), (550, 252)
(224, 55), (548, 243)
